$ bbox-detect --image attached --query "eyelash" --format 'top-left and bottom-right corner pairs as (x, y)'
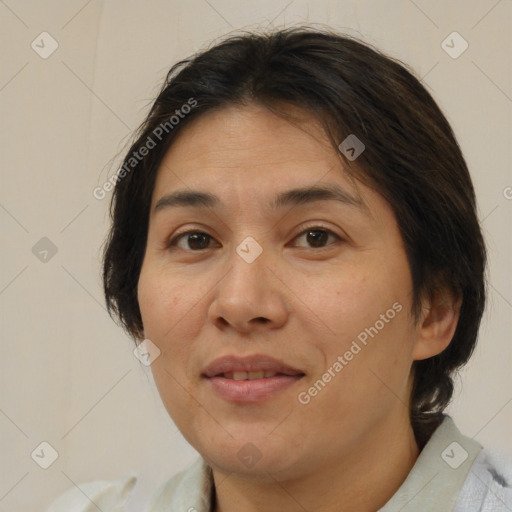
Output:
(167, 225), (342, 252)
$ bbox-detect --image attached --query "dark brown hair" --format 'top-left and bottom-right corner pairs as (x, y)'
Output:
(102, 27), (487, 446)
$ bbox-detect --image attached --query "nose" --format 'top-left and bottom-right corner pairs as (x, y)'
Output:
(207, 243), (289, 334)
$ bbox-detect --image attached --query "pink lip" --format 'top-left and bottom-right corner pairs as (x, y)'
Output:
(206, 375), (304, 403)
(202, 354), (305, 403)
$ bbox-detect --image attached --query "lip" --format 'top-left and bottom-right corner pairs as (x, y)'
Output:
(202, 354), (304, 377)
(202, 354), (305, 403)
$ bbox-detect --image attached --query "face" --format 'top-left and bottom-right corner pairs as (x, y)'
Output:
(137, 103), (422, 480)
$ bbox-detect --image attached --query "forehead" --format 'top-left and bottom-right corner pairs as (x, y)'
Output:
(152, 103), (363, 204)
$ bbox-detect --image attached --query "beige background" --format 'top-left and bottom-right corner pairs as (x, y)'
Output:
(0, 0), (511, 510)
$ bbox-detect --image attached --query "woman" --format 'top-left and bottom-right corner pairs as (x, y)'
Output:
(47, 27), (511, 511)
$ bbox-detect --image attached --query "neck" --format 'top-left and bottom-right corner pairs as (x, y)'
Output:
(211, 414), (419, 512)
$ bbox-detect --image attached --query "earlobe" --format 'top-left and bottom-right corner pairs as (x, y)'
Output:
(412, 289), (462, 361)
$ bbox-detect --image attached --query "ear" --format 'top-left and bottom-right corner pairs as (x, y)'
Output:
(412, 288), (462, 361)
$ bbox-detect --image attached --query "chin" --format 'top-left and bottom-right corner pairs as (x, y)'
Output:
(194, 430), (305, 480)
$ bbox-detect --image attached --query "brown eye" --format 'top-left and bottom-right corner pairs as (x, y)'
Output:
(170, 231), (215, 251)
(293, 228), (340, 249)
(306, 230), (329, 247)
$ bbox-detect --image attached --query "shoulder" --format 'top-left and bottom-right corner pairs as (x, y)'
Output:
(45, 474), (137, 512)
(454, 449), (512, 511)
(45, 458), (212, 512)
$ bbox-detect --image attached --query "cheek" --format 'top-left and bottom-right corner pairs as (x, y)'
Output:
(137, 263), (214, 391)
(138, 264), (198, 339)
(302, 316), (414, 440)
(310, 262), (414, 396)
(138, 267), (205, 424)
(138, 268), (187, 377)
(331, 311), (415, 413)
(315, 269), (398, 339)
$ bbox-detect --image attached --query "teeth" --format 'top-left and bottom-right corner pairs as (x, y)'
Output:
(223, 371), (279, 380)
(248, 371), (265, 380)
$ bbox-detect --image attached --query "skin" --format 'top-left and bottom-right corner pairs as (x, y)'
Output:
(137, 103), (460, 512)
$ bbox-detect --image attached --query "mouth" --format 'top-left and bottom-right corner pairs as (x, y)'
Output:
(202, 354), (304, 378)
(202, 355), (305, 403)
(219, 371), (295, 380)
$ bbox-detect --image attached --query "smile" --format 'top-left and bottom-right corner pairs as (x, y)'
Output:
(202, 354), (306, 403)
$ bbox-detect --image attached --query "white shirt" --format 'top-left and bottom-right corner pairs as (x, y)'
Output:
(46, 416), (512, 511)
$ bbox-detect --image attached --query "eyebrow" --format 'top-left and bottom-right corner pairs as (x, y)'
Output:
(154, 183), (366, 214)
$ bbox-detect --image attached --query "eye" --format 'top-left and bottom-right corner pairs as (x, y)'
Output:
(168, 226), (341, 252)
(292, 227), (341, 249)
(168, 231), (218, 251)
